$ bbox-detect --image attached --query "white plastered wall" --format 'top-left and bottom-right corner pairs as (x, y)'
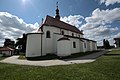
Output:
(79, 40), (84, 52)
(57, 40), (71, 56)
(42, 26), (61, 54)
(70, 38), (80, 54)
(2, 51), (11, 56)
(26, 33), (42, 57)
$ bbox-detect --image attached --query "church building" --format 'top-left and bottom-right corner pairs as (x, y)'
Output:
(26, 3), (97, 58)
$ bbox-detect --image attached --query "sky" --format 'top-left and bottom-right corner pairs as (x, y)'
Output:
(0, 0), (120, 46)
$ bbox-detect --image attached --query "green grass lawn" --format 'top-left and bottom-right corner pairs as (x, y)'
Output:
(18, 54), (26, 60)
(107, 50), (120, 55)
(0, 57), (6, 60)
(0, 54), (8, 60)
(0, 50), (120, 80)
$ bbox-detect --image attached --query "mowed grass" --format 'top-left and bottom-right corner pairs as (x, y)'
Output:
(107, 50), (120, 54)
(0, 50), (120, 80)
(0, 54), (7, 60)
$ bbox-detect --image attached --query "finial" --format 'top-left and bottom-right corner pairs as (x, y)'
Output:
(55, 2), (60, 20)
(56, 2), (58, 8)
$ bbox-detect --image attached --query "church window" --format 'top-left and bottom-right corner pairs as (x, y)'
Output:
(72, 33), (74, 36)
(61, 31), (64, 35)
(46, 31), (51, 38)
(84, 43), (86, 48)
(73, 42), (76, 48)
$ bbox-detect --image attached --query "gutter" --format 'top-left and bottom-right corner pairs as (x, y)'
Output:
(41, 33), (43, 56)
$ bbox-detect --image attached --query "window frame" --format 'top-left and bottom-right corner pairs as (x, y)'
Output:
(84, 43), (86, 48)
(61, 31), (64, 35)
(72, 33), (74, 36)
(46, 31), (51, 38)
(73, 41), (76, 48)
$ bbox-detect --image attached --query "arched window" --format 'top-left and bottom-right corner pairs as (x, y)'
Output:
(61, 31), (64, 35)
(84, 43), (86, 48)
(46, 31), (50, 38)
(72, 33), (74, 36)
(73, 42), (76, 48)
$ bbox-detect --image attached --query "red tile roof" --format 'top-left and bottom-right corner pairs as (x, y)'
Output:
(0, 47), (14, 51)
(38, 15), (83, 34)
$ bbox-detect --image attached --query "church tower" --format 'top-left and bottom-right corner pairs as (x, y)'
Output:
(55, 2), (60, 20)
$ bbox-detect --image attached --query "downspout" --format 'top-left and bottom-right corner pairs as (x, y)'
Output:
(41, 33), (43, 56)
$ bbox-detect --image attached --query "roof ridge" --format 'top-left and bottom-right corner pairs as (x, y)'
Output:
(39, 15), (83, 34)
(47, 15), (78, 28)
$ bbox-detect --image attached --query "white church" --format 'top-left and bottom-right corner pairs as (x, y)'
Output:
(26, 3), (97, 58)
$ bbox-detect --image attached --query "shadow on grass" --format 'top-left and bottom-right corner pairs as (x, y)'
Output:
(104, 54), (120, 56)
(26, 54), (59, 61)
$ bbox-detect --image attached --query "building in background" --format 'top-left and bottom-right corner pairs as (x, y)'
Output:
(114, 38), (120, 48)
(0, 47), (14, 56)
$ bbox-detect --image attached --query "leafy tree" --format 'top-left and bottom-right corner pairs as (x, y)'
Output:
(15, 34), (27, 53)
(103, 39), (106, 48)
(103, 39), (111, 49)
(106, 40), (110, 49)
(4, 39), (15, 49)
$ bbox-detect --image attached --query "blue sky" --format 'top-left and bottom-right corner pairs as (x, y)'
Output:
(0, 0), (120, 46)
(0, 0), (119, 23)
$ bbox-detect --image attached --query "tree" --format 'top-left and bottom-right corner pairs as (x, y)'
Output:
(15, 34), (27, 53)
(4, 39), (15, 49)
(106, 40), (110, 49)
(103, 39), (106, 48)
(103, 39), (111, 49)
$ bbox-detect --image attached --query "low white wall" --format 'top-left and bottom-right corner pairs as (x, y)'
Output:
(83, 40), (87, 52)
(92, 42), (97, 50)
(26, 33), (42, 57)
(89, 41), (93, 51)
(70, 38), (80, 54)
(53, 34), (63, 54)
(57, 40), (71, 57)
(79, 40), (84, 52)
(2, 51), (11, 56)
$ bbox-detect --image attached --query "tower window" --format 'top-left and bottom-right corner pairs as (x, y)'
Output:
(61, 31), (64, 35)
(73, 42), (76, 48)
(46, 31), (50, 38)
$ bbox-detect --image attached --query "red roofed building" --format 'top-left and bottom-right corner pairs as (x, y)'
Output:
(0, 47), (14, 56)
(26, 3), (97, 58)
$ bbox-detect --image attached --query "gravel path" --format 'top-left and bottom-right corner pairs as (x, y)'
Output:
(0, 50), (108, 66)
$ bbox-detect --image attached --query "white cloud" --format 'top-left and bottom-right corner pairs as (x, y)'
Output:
(61, 15), (84, 27)
(114, 32), (120, 38)
(1, 9), (119, 47)
(98, 0), (120, 6)
(0, 12), (39, 46)
(80, 8), (120, 46)
(60, 9), (120, 46)
(85, 8), (120, 25)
